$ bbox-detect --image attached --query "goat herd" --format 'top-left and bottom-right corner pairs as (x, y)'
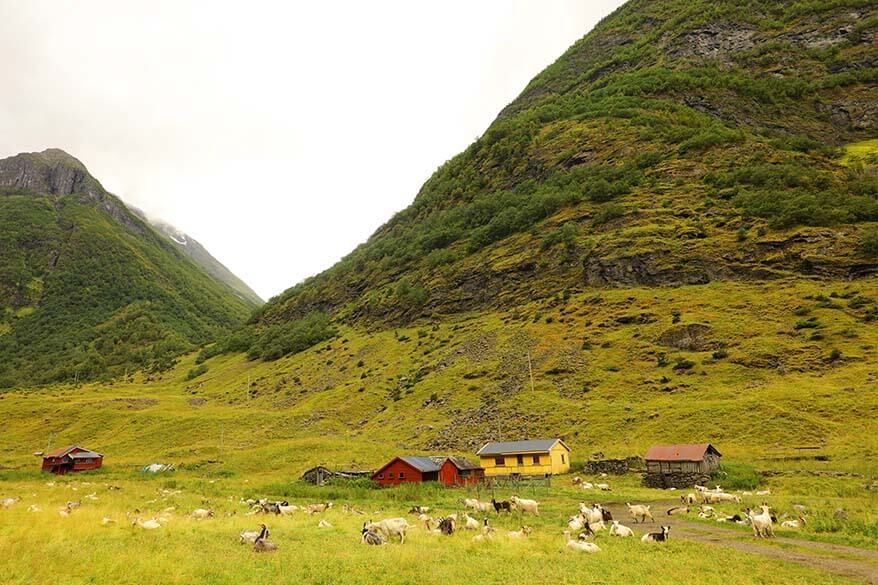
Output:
(0, 479), (800, 556)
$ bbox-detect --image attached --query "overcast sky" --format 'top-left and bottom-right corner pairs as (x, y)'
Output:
(0, 1), (625, 300)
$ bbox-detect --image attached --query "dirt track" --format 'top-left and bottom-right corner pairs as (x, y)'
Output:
(600, 503), (878, 584)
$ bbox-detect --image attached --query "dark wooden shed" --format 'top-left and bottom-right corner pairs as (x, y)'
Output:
(41, 445), (103, 475)
(300, 466), (372, 485)
(645, 443), (721, 474)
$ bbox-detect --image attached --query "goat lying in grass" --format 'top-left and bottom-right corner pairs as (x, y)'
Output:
(564, 531), (600, 552)
(641, 526), (670, 543)
(609, 520), (634, 537)
(506, 526), (532, 539)
(253, 524), (277, 552)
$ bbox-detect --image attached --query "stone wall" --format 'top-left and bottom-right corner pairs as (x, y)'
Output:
(583, 457), (643, 475)
(642, 471), (712, 489)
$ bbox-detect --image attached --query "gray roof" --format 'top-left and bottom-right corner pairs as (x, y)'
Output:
(445, 456), (482, 470)
(398, 456), (442, 472)
(477, 439), (568, 456)
(69, 450), (102, 459)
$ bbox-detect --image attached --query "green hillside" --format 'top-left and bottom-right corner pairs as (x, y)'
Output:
(0, 150), (257, 387)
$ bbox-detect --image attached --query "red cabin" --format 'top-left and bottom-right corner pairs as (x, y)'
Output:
(371, 456), (484, 487)
(41, 445), (103, 475)
(438, 457), (484, 487)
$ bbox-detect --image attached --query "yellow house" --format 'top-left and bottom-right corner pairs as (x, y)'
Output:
(476, 439), (571, 477)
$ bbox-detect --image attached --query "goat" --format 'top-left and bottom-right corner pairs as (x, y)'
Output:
(745, 505), (774, 538)
(305, 502), (332, 514)
(278, 504), (299, 515)
(438, 516), (455, 535)
(190, 508), (214, 519)
(756, 490), (771, 496)
(627, 503), (654, 523)
(567, 513), (588, 532)
(363, 518), (411, 544)
(0, 497), (21, 509)
(681, 493), (697, 505)
(641, 526), (670, 542)
(408, 505), (430, 515)
(572, 476), (582, 485)
(253, 524), (277, 552)
(101, 516), (116, 526)
(780, 517), (805, 529)
(509, 495), (539, 515)
(580, 482), (594, 490)
(27, 504), (41, 513)
(666, 506), (689, 516)
(240, 526), (265, 544)
(491, 498), (513, 514)
(318, 519), (332, 528)
(462, 513), (480, 531)
(609, 520), (634, 537)
(463, 498), (492, 514)
(596, 483), (611, 491)
(131, 517), (161, 529)
(506, 526), (532, 539)
(361, 525), (387, 545)
(564, 531), (600, 552)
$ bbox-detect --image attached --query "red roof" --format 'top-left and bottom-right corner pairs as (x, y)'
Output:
(645, 443), (720, 462)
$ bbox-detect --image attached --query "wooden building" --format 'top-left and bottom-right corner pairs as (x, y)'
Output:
(438, 457), (484, 487)
(476, 439), (571, 477)
(371, 456), (484, 487)
(41, 445), (103, 475)
(300, 466), (372, 485)
(371, 456), (442, 487)
(645, 443), (721, 474)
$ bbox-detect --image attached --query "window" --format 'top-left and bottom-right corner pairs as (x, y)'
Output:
(516, 455), (524, 466)
(561, 454), (566, 464)
(378, 473), (384, 479)
(532, 455), (540, 464)
(494, 456), (505, 466)
(460, 470), (470, 478)
(389, 472), (395, 479)
(398, 472), (405, 480)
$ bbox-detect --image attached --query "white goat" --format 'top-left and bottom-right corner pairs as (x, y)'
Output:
(190, 508), (214, 519)
(627, 503), (654, 523)
(1, 497), (21, 509)
(364, 518), (411, 544)
(462, 514), (480, 531)
(609, 520), (634, 537)
(509, 495), (539, 515)
(564, 531), (600, 552)
(746, 505), (774, 538)
(681, 493), (697, 505)
(463, 498), (492, 514)
(506, 526), (532, 539)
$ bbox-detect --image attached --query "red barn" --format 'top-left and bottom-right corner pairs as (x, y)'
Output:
(371, 456), (484, 487)
(371, 456), (441, 487)
(438, 457), (483, 487)
(41, 445), (103, 475)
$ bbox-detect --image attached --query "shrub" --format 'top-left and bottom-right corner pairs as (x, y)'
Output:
(186, 364), (208, 380)
(593, 203), (626, 226)
(712, 349), (728, 360)
(861, 230), (878, 258)
(395, 279), (429, 307)
(794, 317), (821, 330)
(247, 311), (336, 361)
(672, 358), (695, 370)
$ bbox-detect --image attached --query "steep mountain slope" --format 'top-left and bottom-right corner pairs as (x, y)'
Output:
(130, 209), (263, 307)
(255, 0), (877, 331)
(0, 149), (256, 386)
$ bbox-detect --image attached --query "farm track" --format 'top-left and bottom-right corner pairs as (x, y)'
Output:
(601, 503), (878, 584)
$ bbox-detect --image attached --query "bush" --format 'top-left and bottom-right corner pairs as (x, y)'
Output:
(861, 230), (878, 258)
(672, 358), (696, 370)
(395, 279), (429, 307)
(712, 461), (762, 490)
(186, 364), (208, 380)
(247, 311), (336, 361)
(593, 203), (626, 226)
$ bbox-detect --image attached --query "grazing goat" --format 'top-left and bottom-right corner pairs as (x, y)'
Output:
(408, 505), (429, 515)
(746, 505), (774, 538)
(506, 526), (532, 539)
(240, 527), (264, 544)
(278, 504), (299, 515)
(641, 526), (670, 542)
(361, 525), (387, 545)
(609, 520), (634, 537)
(364, 518), (411, 544)
(564, 531), (600, 553)
(596, 483), (611, 491)
(510, 495), (539, 515)
(306, 502), (332, 514)
(253, 524), (277, 552)
(681, 493), (697, 505)
(438, 516), (455, 535)
(463, 498), (492, 514)
(627, 503), (654, 523)
(492, 498), (513, 514)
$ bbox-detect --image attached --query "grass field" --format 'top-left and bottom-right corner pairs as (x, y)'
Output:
(0, 468), (871, 585)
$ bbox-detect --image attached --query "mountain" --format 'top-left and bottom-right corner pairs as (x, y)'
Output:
(0, 149), (257, 387)
(254, 0), (877, 333)
(129, 208), (263, 307)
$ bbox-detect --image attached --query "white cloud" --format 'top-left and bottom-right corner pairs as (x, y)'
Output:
(0, 0), (625, 299)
